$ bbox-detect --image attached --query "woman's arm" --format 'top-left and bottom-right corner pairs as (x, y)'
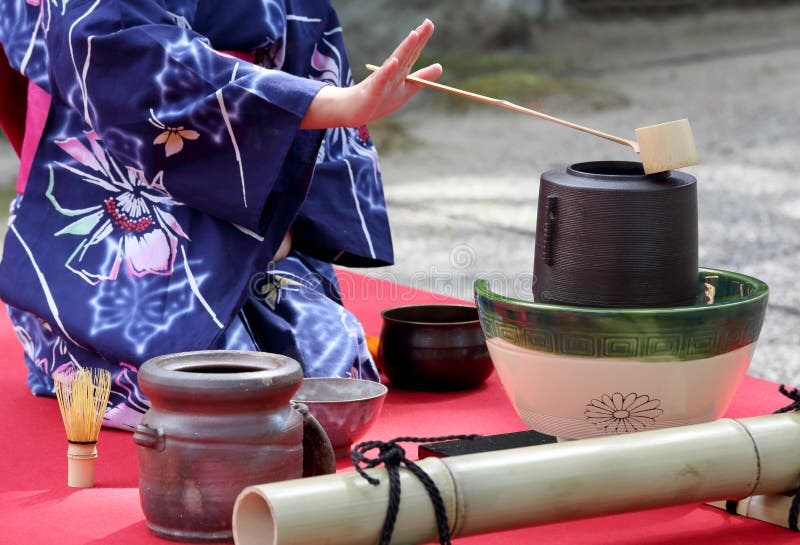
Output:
(301, 19), (441, 129)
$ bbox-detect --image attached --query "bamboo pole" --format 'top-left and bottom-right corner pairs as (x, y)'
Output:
(233, 414), (800, 545)
(708, 494), (798, 529)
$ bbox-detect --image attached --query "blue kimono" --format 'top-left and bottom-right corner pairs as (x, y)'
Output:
(0, 0), (391, 429)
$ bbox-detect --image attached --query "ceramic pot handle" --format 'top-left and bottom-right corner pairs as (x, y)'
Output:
(541, 195), (558, 266)
(292, 402), (336, 477)
(133, 424), (166, 452)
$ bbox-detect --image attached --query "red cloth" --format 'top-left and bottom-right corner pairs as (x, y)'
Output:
(0, 270), (795, 544)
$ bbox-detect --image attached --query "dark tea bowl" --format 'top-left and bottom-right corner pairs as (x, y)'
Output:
(291, 377), (388, 458)
(378, 304), (493, 391)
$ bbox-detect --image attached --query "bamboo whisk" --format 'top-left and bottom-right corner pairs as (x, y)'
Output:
(54, 368), (111, 488)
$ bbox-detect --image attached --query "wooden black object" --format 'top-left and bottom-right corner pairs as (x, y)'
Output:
(418, 430), (558, 459)
(533, 161), (698, 308)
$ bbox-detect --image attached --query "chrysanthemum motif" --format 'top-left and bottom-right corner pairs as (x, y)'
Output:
(585, 392), (664, 434)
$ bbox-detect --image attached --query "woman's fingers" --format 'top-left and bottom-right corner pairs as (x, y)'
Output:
(372, 57), (399, 90)
(386, 30), (420, 75)
(409, 63), (442, 84)
(400, 20), (434, 77)
(359, 57), (400, 120)
(409, 20), (434, 67)
(337, 19), (438, 125)
(398, 63), (442, 104)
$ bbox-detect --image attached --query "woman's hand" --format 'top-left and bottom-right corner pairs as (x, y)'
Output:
(301, 19), (442, 129)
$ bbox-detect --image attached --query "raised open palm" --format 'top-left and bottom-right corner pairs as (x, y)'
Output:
(301, 19), (442, 129)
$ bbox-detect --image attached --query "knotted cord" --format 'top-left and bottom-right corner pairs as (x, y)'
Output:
(774, 385), (800, 414)
(351, 435), (480, 545)
(775, 385), (800, 531)
(726, 385), (800, 529)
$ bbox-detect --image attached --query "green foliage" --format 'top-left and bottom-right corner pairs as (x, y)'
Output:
(0, 133), (17, 225)
(457, 70), (567, 104)
(433, 69), (629, 112)
(415, 50), (574, 81)
(0, 181), (16, 222)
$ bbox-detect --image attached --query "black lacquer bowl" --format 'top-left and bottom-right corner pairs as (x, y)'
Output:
(378, 304), (493, 391)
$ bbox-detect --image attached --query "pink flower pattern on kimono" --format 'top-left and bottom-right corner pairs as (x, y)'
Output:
(103, 362), (150, 429)
(310, 43), (341, 86)
(15, 317), (79, 382)
(50, 131), (188, 285)
(311, 39), (378, 165)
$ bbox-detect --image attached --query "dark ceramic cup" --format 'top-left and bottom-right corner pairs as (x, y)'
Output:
(378, 304), (493, 391)
(533, 161), (698, 308)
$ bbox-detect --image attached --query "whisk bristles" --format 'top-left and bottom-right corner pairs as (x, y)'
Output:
(54, 368), (111, 444)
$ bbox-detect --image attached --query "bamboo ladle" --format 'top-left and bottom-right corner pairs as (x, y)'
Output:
(366, 64), (698, 174)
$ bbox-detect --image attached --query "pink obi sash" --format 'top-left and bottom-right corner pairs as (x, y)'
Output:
(17, 81), (50, 195)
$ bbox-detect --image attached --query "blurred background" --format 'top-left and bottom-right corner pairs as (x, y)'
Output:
(1, 1), (799, 382)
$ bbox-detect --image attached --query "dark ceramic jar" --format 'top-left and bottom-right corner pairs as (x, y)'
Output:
(533, 161), (698, 308)
(133, 351), (335, 543)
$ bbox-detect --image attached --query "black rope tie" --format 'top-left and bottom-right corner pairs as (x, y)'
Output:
(713, 385), (800, 529)
(774, 385), (800, 414)
(774, 385), (800, 531)
(351, 435), (480, 545)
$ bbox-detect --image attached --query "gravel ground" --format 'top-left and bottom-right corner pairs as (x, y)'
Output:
(0, 6), (798, 384)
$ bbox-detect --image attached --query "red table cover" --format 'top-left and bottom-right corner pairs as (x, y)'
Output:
(0, 270), (796, 544)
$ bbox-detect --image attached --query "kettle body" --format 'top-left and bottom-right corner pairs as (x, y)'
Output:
(533, 161), (698, 308)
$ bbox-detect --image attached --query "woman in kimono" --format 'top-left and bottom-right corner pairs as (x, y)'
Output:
(0, 1), (441, 429)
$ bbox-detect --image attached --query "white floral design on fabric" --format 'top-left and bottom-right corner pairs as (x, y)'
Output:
(48, 130), (189, 285)
(250, 270), (304, 311)
(309, 28), (381, 259)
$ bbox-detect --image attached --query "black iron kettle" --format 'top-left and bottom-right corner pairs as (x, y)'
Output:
(533, 161), (698, 308)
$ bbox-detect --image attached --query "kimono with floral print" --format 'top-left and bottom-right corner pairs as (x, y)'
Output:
(0, 0), (391, 429)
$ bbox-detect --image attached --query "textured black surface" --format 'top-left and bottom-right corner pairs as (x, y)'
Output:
(533, 161), (698, 308)
(418, 430), (558, 458)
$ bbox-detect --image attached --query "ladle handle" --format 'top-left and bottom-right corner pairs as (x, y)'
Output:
(365, 64), (638, 151)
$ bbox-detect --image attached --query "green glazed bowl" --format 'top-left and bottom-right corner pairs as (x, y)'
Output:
(474, 268), (768, 439)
